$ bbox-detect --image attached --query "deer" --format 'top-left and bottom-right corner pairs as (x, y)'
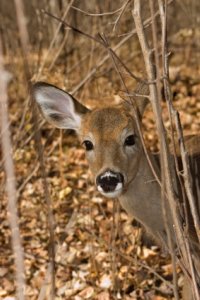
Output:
(32, 81), (200, 299)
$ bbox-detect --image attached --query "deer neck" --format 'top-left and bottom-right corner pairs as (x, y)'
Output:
(119, 150), (170, 243)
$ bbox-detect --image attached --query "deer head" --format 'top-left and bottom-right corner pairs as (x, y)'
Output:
(32, 82), (148, 198)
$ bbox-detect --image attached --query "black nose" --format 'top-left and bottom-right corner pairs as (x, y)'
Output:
(96, 170), (124, 193)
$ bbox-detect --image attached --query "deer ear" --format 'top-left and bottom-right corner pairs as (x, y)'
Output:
(123, 84), (149, 119)
(133, 82), (149, 117)
(32, 82), (89, 131)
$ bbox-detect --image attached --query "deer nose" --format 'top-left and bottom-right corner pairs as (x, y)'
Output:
(96, 170), (124, 193)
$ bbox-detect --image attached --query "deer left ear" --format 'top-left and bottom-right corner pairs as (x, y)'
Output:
(32, 82), (90, 131)
(136, 95), (149, 118)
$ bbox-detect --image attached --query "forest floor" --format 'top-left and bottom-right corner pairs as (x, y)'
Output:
(0, 31), (200, 300)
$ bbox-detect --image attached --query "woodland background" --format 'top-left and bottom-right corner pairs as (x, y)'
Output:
(0, 0), (200, 299)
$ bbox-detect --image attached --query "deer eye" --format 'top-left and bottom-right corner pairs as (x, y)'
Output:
(124, 134), (135, 146)
(83, 140), (94, 151)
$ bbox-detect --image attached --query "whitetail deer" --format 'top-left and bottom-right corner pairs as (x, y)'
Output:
(32, 82), (200, 299)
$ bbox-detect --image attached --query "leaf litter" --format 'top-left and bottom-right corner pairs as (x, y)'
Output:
(1, 38), (200, 300)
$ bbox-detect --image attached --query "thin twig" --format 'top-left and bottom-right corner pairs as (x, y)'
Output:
(149, 0), (179, 298)
(37, 0), (75, 79)
(71, 4), (126, 17)
(113, 0), (131, 32)
(44, 7), (142, 86)
(42, 2), (173, 95)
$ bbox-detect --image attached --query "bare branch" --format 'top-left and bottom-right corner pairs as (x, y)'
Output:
(42, 1), (174, 94)
(132, 0), (189, 284)
(158, 1), (200, 298)
(71, 4), (126, 17)
(14, 0), (56, 297)
(0, 38), (25, 300)
(113, 0), (131, 32)
(37, 0), (75, 78)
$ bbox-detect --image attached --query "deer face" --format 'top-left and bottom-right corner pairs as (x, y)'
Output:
(32, 82), (144, 198)
(80, 106), (142, 197)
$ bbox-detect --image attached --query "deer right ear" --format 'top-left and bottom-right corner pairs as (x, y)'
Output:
(32, 82), (89, 131)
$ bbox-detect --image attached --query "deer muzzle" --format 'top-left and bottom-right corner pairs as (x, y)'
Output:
(96, 170), (124, 198)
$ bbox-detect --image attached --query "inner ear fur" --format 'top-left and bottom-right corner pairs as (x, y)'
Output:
(32, 81), (90, 130)
(123, 82), (149, 118)
(32, 81), (90, 114)
(134, 81), (149, 117)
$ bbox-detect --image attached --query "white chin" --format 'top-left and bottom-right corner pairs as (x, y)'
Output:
(97, 185), (123, 198)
